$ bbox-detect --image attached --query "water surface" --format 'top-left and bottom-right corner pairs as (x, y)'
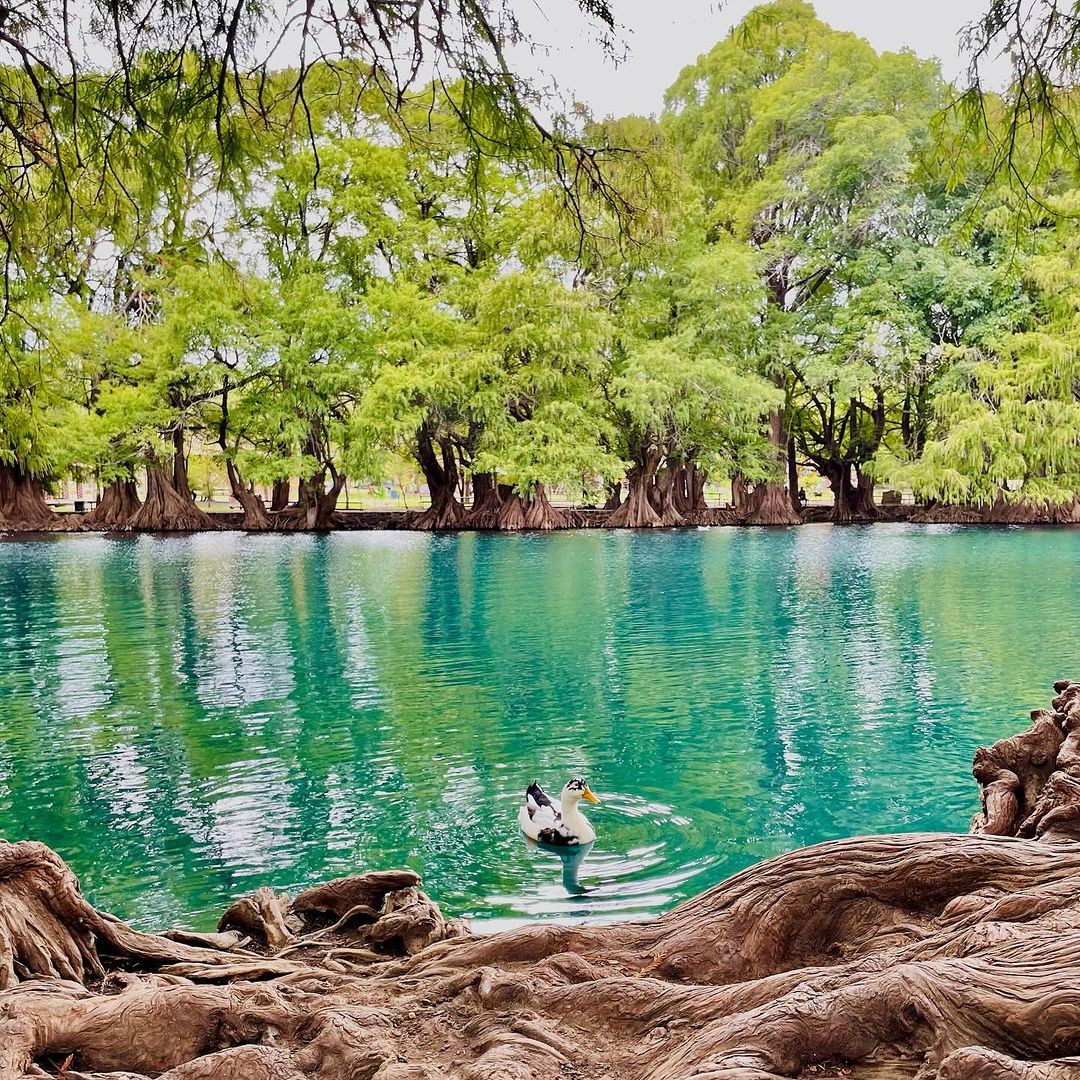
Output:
(0, 526), (1070, 930)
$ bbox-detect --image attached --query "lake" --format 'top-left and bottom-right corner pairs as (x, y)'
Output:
(0, 525), (1069, 931)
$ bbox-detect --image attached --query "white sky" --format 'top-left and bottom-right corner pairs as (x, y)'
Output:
(511, 0), (1005, 119)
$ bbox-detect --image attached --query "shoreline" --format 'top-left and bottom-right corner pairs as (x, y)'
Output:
(11, 502), (1080, 537)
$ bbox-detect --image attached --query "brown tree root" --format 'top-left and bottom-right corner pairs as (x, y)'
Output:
(11, 685), (1080, 1079)
(128, 468), (217, 532)
(82, 479), (141, 530)
(0, 465), (66, 531)
(909, 502), (987, 524)
(741, 482), (802, 526)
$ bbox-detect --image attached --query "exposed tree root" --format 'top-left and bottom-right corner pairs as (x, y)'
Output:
(492, 486), (569, 531)
(10, 685), (1080, 1078)
(128, 468), (217, 532)
(465, 476), (504, 529)
(82, 478), (141, 530)
(0, 465), (66, 532)
(741, 481), (802, 526)
(909, 501), (987, 524)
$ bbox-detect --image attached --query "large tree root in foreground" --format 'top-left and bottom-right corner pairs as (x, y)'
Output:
(10, 686), (1080, 1079)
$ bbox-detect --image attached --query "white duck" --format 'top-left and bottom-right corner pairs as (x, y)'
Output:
(518, 777), (600, 846)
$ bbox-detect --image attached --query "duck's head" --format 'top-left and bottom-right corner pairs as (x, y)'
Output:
(563, 777), (600, 805)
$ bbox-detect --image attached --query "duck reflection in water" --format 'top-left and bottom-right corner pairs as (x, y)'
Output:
(526, 838), (596, 895)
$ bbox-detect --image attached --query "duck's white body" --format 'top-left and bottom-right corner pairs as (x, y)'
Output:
(518, 778), (599, 846)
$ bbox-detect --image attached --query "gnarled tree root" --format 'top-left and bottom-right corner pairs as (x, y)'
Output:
(7, 684), (1080, 1079)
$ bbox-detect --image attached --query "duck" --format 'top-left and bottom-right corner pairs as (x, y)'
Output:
(518, 777), (600, 846)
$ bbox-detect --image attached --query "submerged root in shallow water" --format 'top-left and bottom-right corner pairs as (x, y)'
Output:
(8, 684), (1080, 1078)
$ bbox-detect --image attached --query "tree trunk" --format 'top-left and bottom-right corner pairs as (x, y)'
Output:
(521, 484), (569, 530)
(225, 463), (272, 530)
(270, 479), (291, 513)
(7, 683), (1080, 1079)
(910, 500), (987, 524)
(607, 450), (665, 528)
(282, 474), (346, 531)
(731, 471), (749, 511)
(787, 435), (801, 514)
(851, 466), (878, 520)
(825, 463), (877, 524)
(467, 472), (503, 529)
(0, 464), (62, 531)
(128, 466), (217, 531)
(496, 489), (528, 530)
(83, 477), (141, 530)
(602, 482), (622, 512)
(217, 382), (271, 530)
(172, 427), (193, 502)
(652, 466), (685, 526)
(743, 410), (801, 525)
(410, 428), (466, 531)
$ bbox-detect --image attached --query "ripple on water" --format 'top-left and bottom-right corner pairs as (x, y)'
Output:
(0, 526), (1072, 928)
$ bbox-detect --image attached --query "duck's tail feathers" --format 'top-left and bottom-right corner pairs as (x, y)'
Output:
(525, 780), (553, 808)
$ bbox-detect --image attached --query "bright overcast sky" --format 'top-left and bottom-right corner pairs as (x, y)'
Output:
(511, 0), (1003, 120)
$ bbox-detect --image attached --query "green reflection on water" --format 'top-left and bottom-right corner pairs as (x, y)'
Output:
(0, 526), (1069, 929)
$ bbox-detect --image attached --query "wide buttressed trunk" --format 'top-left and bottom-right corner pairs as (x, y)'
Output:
(128, 466), (217, 532)
(607, 449), (669, 528)
(276, 474), (346, 531)
(0, 464), (63, 531)
(742, 479), (802, 525)
(495, 484), (569, 531)
(411, 485), (467, 530)
(826, 463), (878, 524)
(270, 478), (291, 513)
(983, 494), (1080, 525)
(410, 428), (466, 532)
(7, 684), (1080, 1078)
(83, 477), (142, 530)
(910, 500), (987, 524)
(742, 410), (801, 526)
(467, 476), (506, 529)
(225, 463), (271, 531)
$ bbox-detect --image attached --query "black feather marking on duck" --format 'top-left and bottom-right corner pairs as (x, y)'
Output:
(526, 781), (553, 809)
(538, 827), (578, 846)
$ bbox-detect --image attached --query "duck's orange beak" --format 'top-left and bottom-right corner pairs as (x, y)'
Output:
(582, 787), (600, 805)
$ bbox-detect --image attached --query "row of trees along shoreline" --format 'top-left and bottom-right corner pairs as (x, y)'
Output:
(6, 2), (1080, 534)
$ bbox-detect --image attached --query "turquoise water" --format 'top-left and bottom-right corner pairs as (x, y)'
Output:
(0, 526), (1070, 931)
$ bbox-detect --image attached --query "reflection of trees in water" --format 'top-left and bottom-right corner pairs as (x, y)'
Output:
(1, 530), (1078, 928)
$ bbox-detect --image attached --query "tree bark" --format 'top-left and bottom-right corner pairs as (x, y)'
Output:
(8, 684), (1080, 1078)
(0, 464), (63, 531)
(787, 435), (801, 514)
(910, 501), (987, 524)
(467, 472), (503, 529)
(607, 449), (665, 528)
(218, 382), (272, 530)
(171, 427), (194, 502)
(128, 466), (217, 532)
(270, 479), (291, 513)
(602, 481), (622, 512)
(851, 465), (878, 520)
(652, 465), (685, 526)
(731, 471), (749, 511)
(285, 474), (345, 531)
(83, 477), (142, 530)
(410, 426), (466, 531)
(521, 484), (569, 530)
(225, 464), (272, 530)
(743, 410), (801, 525)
